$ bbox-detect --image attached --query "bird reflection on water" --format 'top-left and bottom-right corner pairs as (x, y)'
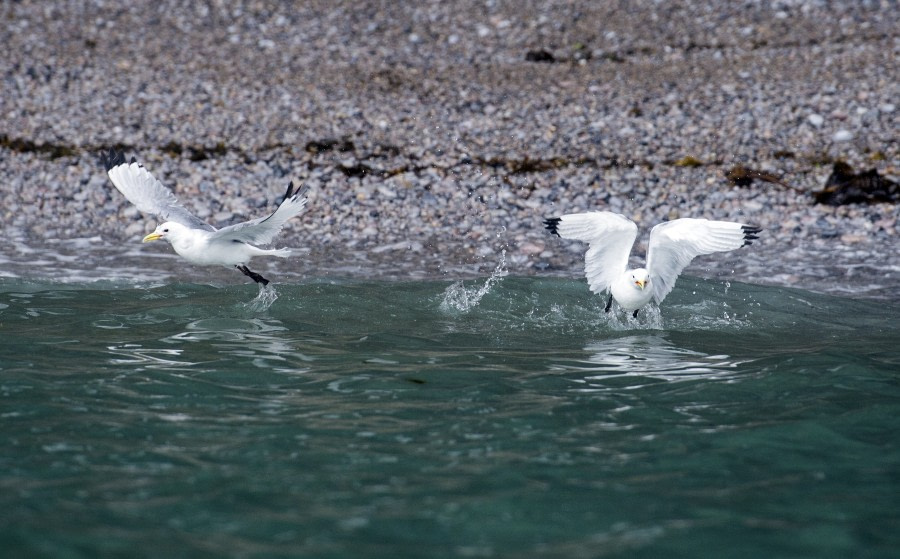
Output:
(559, 335), (752, 392)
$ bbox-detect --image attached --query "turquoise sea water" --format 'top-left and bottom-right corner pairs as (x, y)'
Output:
(1, 276), (898, 558)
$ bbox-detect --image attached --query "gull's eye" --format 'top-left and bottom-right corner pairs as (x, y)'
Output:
(163, 228), (169, 233)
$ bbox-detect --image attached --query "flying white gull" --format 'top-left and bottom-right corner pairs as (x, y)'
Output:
(544, 212), (761, 317)
(103, 150), (309, 286)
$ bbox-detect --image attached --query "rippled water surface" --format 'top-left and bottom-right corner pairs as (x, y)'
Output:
(1, 276), (898, 558)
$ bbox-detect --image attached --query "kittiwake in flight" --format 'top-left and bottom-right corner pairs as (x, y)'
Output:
(544, 211), (761, 317)
(103, 150), (309, 286)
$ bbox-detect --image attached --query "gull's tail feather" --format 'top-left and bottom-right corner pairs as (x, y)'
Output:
(271, 248), (292, 258)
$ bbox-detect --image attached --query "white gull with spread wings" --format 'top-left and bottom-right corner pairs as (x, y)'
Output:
(544, 211), (761, 317)
(103, 150), (309, 285)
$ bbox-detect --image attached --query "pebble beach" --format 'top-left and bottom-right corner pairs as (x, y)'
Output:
(1, 0), (897, 298)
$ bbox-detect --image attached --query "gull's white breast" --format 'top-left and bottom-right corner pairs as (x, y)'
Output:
(610, 272), (653, 311)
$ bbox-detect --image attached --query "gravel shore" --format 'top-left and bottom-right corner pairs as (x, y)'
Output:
(1, 1), (897, 298)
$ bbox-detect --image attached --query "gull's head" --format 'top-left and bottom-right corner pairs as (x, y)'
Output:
(630, 268), (649, 290)
(142, 221), (184, 243)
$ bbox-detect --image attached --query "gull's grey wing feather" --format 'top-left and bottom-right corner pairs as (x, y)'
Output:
(646, 218), (761, 304)
(212, 182), (309, 245)
(544, 211), (638, 294)
(103, 150), (215, 232)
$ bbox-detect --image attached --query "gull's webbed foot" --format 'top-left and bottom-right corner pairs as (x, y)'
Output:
(237, 265), (270, 286)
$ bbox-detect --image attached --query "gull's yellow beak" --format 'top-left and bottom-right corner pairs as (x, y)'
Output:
(142, 232), (163, 243)
(635, 280), (646, 289)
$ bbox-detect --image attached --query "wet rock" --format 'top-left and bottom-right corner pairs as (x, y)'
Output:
(305, 138), (355, 154)
(814, 220), (840, 238)
(525, 49), (555, 63)
(124, 221), (146, 238)
(840, 234), (866, 244)
(832, 129), (854, 142)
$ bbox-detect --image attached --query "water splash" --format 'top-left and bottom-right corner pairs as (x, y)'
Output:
(604, 303), (664, 331)
(439, 250), (507, 313)
(243, 283), (279, 312)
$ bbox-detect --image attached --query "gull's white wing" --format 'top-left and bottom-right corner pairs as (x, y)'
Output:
(646, 218), (761, 303)
(212, 182), (309, 245)
(544, 211), (638, 294)
(103, 150), (215, 232)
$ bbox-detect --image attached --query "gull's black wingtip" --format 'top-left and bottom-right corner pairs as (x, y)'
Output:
(543, 217), (562, 237)
(281, 180), (295, 202)
(741, 225), (763, 246)
(279, 180), (310, 205)
(101, 149), (127, 172)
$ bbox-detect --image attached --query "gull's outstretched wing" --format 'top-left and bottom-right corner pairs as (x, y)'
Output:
(646, 218), (761, 304)
(544, 211), (638, 294)
(212, 181), (309, 246)
(103, 150), (215, 232)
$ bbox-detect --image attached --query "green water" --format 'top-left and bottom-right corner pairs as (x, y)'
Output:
(1, 276), (897, 558)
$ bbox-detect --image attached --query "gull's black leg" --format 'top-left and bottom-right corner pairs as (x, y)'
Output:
(632, 309), (639, 318)
(236, 265), (270, 286)
(605, 294), (613, 313)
